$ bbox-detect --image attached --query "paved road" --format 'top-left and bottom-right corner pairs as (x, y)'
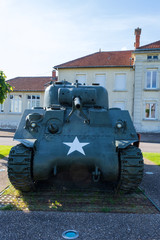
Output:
(140, 142), (160, 153)
(0, 137), (18, 146)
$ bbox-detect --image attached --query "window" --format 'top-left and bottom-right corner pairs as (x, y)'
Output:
(146, 70), (157, 89)
(76, 74), (86, 85)
(153, 56), (158, 60)
(115, 73), (126, 91)
(95, 74), (106, 88)
(0, 103), (4, 112)
(113, 101), (125, 110)
(147, 55), (158, 60)
(145, 103), (156, 119)
(10, 95), (22, 113)
(147, 56), (152, 60)
(27, 95), (40, 109)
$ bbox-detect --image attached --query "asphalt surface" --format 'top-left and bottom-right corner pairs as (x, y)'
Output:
(140, 142), (160, 153)
(0, 211), (160, 240)
(140, 158), (160, 210)
(0, 131), (160, 239)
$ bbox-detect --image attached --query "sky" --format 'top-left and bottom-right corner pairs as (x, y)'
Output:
(1, 0), (160, 80)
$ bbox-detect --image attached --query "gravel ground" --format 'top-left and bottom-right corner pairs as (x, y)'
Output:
(0, 211), (160, 240)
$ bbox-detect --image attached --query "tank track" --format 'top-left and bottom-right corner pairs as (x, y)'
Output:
(8, 144), (35, 191)
(117, 145), (144, 192)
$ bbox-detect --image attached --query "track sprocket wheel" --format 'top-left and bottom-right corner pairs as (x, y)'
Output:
(8, 144), (35, 192)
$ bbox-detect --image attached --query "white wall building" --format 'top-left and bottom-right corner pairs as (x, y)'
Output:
(133, 41), (160, 132)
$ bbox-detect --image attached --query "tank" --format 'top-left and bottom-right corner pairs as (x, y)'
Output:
(8, 80), (143, 192)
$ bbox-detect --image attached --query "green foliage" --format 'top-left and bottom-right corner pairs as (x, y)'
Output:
(143, 152), (160, 166)
(0, 71), (13, 104)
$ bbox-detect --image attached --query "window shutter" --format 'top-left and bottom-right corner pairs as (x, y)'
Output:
(76, 74), (86, 84)
(115, 74), (126, 90)
(95, 74), (106, 87)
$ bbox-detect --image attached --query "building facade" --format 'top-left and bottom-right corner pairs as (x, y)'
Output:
(54, 29), (160, 133)
(0, 73), (56, 129)
(133, 41), (160, 132)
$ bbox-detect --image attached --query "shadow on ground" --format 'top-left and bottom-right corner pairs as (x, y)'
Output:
(0, 171), (159, 214)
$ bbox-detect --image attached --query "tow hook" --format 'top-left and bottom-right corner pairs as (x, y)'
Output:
(92, 166), (101, 182)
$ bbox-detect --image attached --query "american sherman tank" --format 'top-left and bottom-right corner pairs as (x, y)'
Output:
(8, 80), (143, 192)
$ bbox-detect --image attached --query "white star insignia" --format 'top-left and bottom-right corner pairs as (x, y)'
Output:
(63, 136), (90, 155)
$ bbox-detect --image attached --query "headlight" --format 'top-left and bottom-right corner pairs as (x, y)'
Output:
(116, 121), (123, 129)
(31, 122), (37, 128)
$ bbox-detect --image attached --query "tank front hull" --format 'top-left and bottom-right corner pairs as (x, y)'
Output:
(33, 135), (119, 182)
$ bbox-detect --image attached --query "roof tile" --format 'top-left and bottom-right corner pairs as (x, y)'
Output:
(54, 51), (134, 69)
(6, 76), (54, 92)
(137, 40), (160, 50)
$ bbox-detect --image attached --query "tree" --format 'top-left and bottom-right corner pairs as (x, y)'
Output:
(0, 71), (13, 104)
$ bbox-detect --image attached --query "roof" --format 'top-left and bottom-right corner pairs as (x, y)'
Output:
(6, 76), (54, 92)
(54, 51), (134, 69)
(137, 40), (160, 50)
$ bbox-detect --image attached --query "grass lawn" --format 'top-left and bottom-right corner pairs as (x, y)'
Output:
(143, 152), (160, 166)
(0, 145), (13, 159)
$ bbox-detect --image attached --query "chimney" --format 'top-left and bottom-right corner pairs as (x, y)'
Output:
(134, 27), (141, 49)
(52, 70), (57, 81)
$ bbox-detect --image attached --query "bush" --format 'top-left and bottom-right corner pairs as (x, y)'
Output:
(0, 71), (13, 104)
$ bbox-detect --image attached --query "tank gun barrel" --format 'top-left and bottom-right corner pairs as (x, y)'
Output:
(74, 97), (81, 109)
